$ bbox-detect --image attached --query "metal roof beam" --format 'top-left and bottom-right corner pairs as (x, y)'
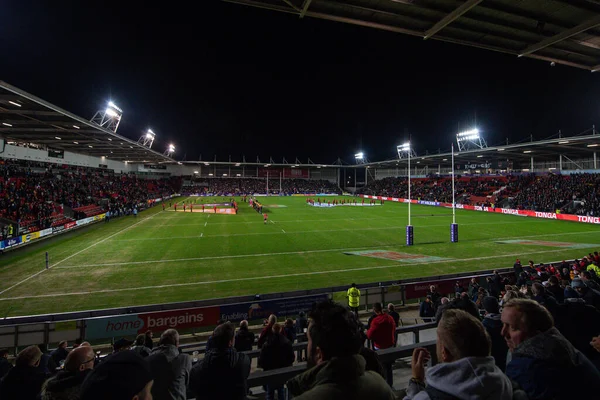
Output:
(424, 0), (483, 39)
(520, 15), (600, 56)
(299, 0), (312, 18)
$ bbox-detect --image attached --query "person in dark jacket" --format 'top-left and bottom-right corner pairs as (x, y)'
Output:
(50, 341), (69, 368)
(283, 318), (296, 343)
(0, 349), (12, 380)
(234, 320), (255, 352)
(572, 278), (600, 310)
(258, 323), (295, 400)
(144, 330), (154, 350)
(41, 345), (95, 400)
(502, 298), (600, 400)
(545, 276), (564, 303)
(189, 322), (251, 400)
(131, 334), (152, 358)
(426, 285), (441, 312)
(0, 345), (46, 400)
(285, 300), (395, 400)
(513, 259), (523, 279)
(419, 296), (435, 322)
(481, 296), (507, 372)
(37, 344), (57, 377)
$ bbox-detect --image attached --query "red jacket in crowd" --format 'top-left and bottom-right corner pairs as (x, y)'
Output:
(366, 313), (396, 350)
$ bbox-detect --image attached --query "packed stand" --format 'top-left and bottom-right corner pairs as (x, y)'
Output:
(0, 158), (178, 233)
(182, 177), (341, 196)
(359, 173), (600, 215)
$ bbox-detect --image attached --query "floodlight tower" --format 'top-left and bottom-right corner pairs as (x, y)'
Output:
(138, 129), (156, 149)
(456, 128), (487, 151)
(164, 144), (175, 157)
(354, 152), (367, 193)
(90, 101), (123, 133)
(397, 143), (416, 246)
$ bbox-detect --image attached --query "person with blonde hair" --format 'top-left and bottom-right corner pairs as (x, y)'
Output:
(502, 298), (600, 399)
(0, 345), (46, 399)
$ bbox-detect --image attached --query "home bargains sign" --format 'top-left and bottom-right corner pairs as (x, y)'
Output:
(85, 306), (220, 339)
(84, 293), (327, 340)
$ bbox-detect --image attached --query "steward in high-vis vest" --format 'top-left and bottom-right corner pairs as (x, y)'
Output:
(347, 283), (360, 318)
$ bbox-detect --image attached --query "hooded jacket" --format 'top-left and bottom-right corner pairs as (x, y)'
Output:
(286, 354), (394, 400)
(41, 368), (92, 400)
(506, 327), (600, 400)
(404, 356), (514, 400)
(189, 347), (250, 400)
(148, 344), (191, 400)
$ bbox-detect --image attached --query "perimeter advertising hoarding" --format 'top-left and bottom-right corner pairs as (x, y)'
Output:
(220, 294), (329, 323)
(360, 195), (600, 225)
(85, 306), (221, 339)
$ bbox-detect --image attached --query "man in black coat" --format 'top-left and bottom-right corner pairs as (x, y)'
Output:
(258, 323), (295, 400)
(189, 322), (251, 400)
(0, 349), (12, 379)
(234, 320), (255, 353)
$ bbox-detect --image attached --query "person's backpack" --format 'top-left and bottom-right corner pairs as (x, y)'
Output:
(146, 352), (176, 399)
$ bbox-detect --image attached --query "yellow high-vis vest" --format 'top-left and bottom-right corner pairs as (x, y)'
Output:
(347, 287), (360, 307)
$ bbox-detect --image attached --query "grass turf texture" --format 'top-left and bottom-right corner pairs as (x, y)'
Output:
(0, 196), (599, 318)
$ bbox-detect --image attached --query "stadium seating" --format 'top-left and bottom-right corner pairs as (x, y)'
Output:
(359, 173), (600, 216)
(0, 159), (178, 234)
(182, 177), (341, 195)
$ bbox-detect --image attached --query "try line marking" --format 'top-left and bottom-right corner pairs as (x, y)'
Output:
(111, 220), (530, 242)
(0, 212), (160, 296)
(0, 247), (581, 301)
(55, 228), (598, 270)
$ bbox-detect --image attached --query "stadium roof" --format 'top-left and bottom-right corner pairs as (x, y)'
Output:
(223, 0), (600, 71)
(361, 128), (600, 169)
(0, 81), (175, 164)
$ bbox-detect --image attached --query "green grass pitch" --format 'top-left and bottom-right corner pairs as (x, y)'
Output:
(0, 196), (598, 317)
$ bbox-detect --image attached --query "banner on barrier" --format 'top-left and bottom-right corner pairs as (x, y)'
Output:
(85, 306), (221, 339)
(220, 294), (328, 323)
(360, 195), (600, 225)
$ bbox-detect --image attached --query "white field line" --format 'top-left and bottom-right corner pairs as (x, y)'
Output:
(282, 229), (286, 233)
(55, 228), (598, 270)
(200, 233), (203, 238)
(0, 247), (584, 301)
(0, 213), (159, 296)
(151, 215), (459, 227)
(204, 221), (207, 227)
(105, 220), (541, 242)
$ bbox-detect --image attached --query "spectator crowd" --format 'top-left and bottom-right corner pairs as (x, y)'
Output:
(182, 178), (341, 196)
(0, 158), (179, 235)
(359, 173), (600, 216)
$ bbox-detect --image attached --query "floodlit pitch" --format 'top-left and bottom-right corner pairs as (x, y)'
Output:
(0, 196), (598, 317)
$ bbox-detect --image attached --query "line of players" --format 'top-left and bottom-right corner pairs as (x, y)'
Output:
(161, 197), (239, 213)
(306, 197), (384, 206)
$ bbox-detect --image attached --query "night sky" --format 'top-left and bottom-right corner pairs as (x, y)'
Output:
(2, 1), (599, 164)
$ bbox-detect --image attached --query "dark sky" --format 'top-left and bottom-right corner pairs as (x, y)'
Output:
(2, 1), (599, 164)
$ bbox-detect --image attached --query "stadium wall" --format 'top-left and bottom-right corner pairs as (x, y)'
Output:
(360, 194), (600, 225)
(0, 268), (514, 347)
(0, 143), (132, 172)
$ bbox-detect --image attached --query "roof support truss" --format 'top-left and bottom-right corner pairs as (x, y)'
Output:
(519, 14), (600, 56)
(424, 0), (483, 39)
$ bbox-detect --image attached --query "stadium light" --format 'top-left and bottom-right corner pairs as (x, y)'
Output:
(397, 142), (414, 246)
(355, 152), (364, 160)
(146, 129), (155, 139)
(138, 129), (156, 149)
(456, 128), (487, 151)
(91, 100), (123, 133)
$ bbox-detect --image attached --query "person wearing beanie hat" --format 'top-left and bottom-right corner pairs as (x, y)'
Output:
(80, 351), (153, 400)
(481, 296), (507, 371)
(572, 278), (600, 310)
